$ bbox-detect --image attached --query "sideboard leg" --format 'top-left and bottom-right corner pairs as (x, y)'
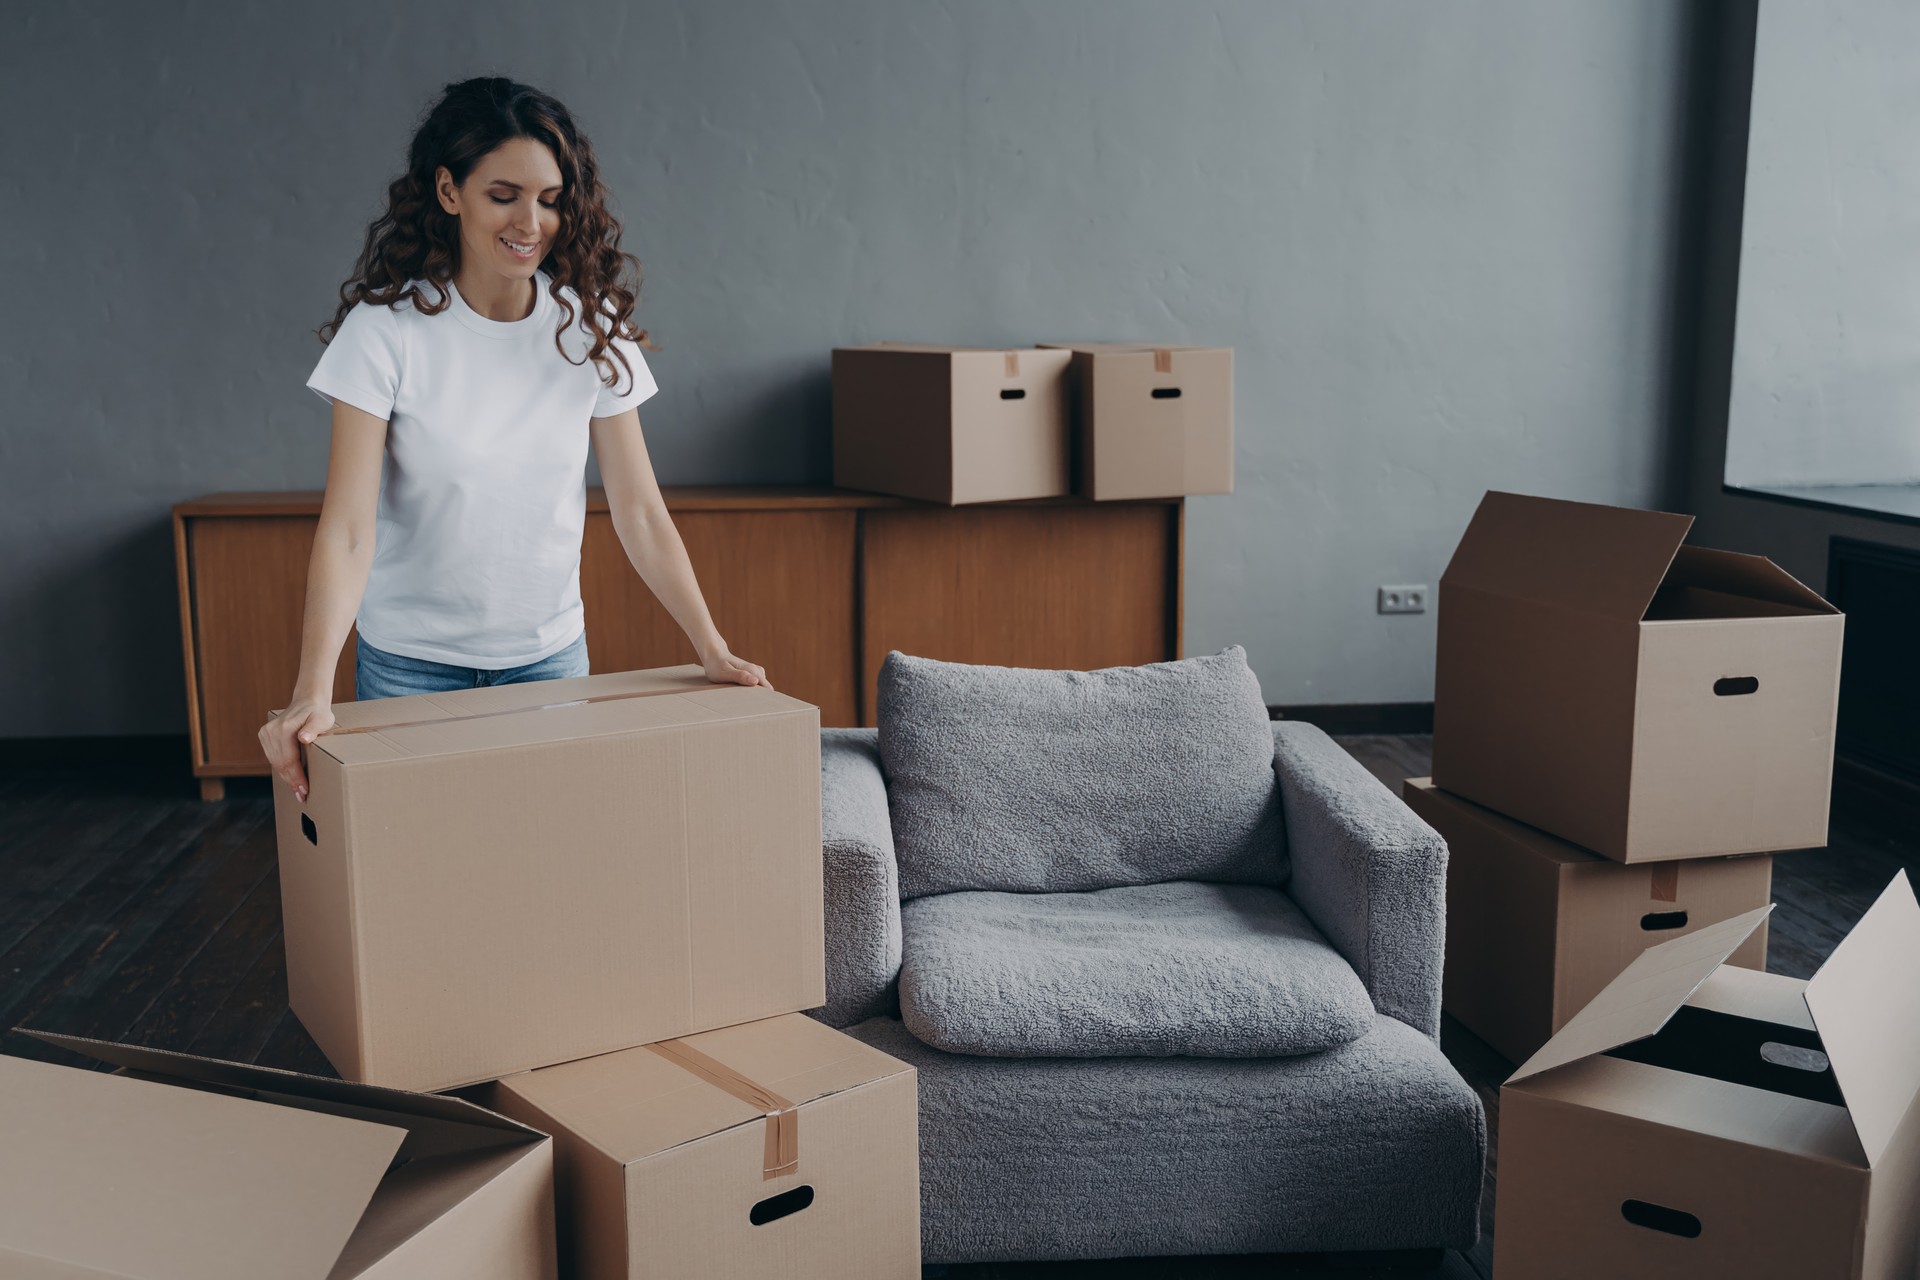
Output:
(198, 776), (227, 802)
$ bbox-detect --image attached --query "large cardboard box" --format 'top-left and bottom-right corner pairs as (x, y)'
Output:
(1036, 342), (1233, 500)
(1402, 777), (1771, 1064)
(1494, 872), (1920, 1279)
(830, 342), (1073, 504)
(482, 1012), (920, 1280)
(271, 666), (825, 1094)
(0, 1030), (555, 1280)
(1432, 490), (1844, 863)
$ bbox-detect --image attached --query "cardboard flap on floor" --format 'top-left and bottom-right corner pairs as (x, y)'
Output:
(1801, 871), (1920, 1166)
(0, 1049), (404, 1280)
(1508, 903), (1775, 1083)
(1442, 490), (1695, 620)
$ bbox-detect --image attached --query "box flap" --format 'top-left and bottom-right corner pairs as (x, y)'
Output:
(0, 1050), (403, 1280)
(20, 1031), (542, 1152)
(1034, 341), (1224, 353)
(1659, 545), (1840, 615)
(1441, 490), (1694, 620)
(308, 669), (811, 766)
(1508, 904), (1773, 1084)
(1803, 871), (1920, 1166)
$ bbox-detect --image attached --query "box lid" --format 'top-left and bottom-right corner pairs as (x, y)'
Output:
(5, 1028), (549, 1280)
(1510, 872), (1920, 1167)
(1034, 341), (1228, 353)
(1508, 903), (1774, 1083)
(1802, 872), (1920, 1165)
(1441, 490), (1695, 621)
(495, 1012), (912, 1168)
(0, 1041), (404, 1280)
(301, 668), (812, 767)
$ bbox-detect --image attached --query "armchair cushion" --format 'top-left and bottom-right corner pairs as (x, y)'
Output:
(877, 646), (1285, 900)
(898, 880), (1376, 1058)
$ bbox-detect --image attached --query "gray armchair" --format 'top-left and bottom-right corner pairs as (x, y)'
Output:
(810, 714), (1485, 1265)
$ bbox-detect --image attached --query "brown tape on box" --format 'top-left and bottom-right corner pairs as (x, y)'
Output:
(1003, 351), (1019, 378)
(648, 1038), (800, 1179)
(1153, 348), (1174, 374)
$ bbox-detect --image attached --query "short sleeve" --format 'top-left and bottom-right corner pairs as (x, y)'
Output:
(306, 300), (403, 420)
(591, 333), (660, 419)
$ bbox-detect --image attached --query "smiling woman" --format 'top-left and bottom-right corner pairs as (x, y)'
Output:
(258, 76), (769, 802)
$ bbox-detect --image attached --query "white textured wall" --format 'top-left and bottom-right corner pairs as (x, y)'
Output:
(1724, 0), (1920, 488)
(2, 0), (1691, 736)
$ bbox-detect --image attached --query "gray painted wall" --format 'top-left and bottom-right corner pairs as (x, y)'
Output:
(4, 0), (1695, 738)
(1688, 1), (1920, 583)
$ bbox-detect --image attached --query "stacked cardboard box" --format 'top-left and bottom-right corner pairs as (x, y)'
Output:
(829, 340), (1232, 503)
(1418, 491), (1920, 1277)
(1, 663), (921, 1279)
(1418, 490), (1845, 1065)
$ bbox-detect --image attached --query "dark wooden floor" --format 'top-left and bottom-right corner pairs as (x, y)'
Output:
(2, 737), (1912, 1280)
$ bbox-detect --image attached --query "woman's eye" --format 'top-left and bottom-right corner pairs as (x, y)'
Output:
(490, 196), (559, 208)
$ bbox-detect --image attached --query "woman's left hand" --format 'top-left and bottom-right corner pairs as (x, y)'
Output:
(702, 647), (770, 689)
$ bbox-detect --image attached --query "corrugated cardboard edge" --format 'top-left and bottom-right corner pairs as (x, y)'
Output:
(1802, 871), (1920, 1167)
(17, 1029), (543, 1140)
(1506, 903), (1775, 1084)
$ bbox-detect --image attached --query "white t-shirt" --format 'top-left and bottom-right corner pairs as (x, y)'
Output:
(305, 268), (658, 668)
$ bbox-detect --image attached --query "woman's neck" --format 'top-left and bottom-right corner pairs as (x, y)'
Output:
(452, 266), (538, 322)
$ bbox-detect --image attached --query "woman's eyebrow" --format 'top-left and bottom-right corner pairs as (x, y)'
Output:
(489, 180), (564, 193)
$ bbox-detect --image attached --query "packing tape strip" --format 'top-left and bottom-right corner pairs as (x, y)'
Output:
(648, 1039), (800, 1179)
(1004, 350), (1020, 378)
(1649, 863), (1680, 903)
(319, 681), (750, 738)
(1153, 348), (1173, 374)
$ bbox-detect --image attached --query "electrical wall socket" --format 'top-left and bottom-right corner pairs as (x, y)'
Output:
(1378, 585), (1429, 615)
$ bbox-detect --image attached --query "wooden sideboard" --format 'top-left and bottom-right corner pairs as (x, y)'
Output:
(175, 487), (1184, 799)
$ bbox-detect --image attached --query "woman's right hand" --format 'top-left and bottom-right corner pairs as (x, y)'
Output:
(260, 697), (336, 804)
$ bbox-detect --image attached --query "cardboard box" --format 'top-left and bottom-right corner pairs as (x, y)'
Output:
(271, 665), (825, 1094)
(1036, 342), (1233, 500)
(0, 1030), (555, 1280)
(1402, 777), (1771, 1064)
(1494, 871), (1920, 1279)
(830, 342), (1073, 504)
(482, 1012), (920, 1280)
(1432, 490), (1845, 863)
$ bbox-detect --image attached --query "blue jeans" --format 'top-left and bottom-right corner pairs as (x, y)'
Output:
(355, 631), (590, 701)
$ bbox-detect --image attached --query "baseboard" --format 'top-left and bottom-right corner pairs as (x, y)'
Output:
(0, 734), (191, 770)
(1832, 751), (1920, 836)
(1271, 702), (1435, 735)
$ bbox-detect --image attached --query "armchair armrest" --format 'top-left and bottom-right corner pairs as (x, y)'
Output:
(811, 728), (904, 1028)
(1273, 721), (1446, 1039)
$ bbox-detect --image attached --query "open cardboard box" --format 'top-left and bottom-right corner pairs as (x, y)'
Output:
(1494, 871), (1920, 1278)
(1036, 342), (1233, 500)
(0, 1031), (555, 1280)
(1432, 490), (1844, 863)
(830, 343), (1073, 504)
(1402, 777), (1771, 1065)
(271, 665), (825, 1094)
(480, 1012), (920, 1280)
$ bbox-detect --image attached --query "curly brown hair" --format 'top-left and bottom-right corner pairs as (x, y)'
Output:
(318, 76), (655, 400)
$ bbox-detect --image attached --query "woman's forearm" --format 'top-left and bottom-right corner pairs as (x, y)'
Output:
(609, 500), (727, 660)
(292, 526), (375, 703)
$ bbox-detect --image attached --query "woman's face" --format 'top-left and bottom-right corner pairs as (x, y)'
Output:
(437, 138), (564, 278)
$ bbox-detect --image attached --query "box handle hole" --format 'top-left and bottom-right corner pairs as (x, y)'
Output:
(1640, 911), (1688, 931)
(300, 814), (318, 846)
(1760, 1042), (1831, 1073)
(999, 388), (1025, 400)
(1151, 387), (1182, 399)
(1713, 676), (1759, 697)
(749, 1185), (814, 1225)
(1621, 1199), (1701, 1238)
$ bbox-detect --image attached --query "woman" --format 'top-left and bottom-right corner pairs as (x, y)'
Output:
(261, 77), (766, 804)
